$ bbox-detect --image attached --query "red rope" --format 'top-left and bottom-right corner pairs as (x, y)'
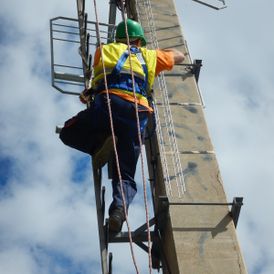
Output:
(92, 1), (140, 273)
(119, 2), (153, 272)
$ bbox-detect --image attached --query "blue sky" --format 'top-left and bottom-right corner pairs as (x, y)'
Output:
(0, 0), (274, 273)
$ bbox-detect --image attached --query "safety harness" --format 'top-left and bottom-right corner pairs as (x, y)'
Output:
(95, 45), (149, 98)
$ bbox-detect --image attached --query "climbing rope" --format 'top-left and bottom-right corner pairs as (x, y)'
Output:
(92, 1), (140, 273)
(118, 2), (153, 272)
(136, 0), (186, 197)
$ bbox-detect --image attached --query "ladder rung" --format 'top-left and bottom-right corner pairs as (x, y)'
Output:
(54, 72), (84, 83)
(108, 231), (155, 243)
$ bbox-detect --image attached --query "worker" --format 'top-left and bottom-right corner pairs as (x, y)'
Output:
(59, 19), (185, 233)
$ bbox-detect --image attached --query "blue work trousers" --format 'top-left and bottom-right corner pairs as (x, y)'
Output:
(60, 94), (149, 213)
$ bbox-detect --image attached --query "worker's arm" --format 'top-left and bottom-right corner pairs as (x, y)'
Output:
(155, 48), (186, 75)
(162, 48), (186, 64)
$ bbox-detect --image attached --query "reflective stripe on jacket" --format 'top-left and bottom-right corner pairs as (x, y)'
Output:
(92, 43), (157, 111)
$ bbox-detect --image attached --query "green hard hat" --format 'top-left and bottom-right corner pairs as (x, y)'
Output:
(115, 19), (147, 46)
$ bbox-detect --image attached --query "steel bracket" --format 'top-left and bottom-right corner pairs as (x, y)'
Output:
(158, 195), (244, 228)
(175, 59), (202, 82)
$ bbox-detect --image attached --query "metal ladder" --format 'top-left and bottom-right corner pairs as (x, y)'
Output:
(50, 1), (165, 273)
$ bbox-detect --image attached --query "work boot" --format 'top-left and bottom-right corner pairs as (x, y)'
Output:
(93, 135), (117, 169)
(109, 207), (125, 233)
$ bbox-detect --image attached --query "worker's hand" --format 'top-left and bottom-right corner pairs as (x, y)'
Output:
(163, 48), (185, 64)
(79, 94), (88, 104)
(79, 88), (91, 104)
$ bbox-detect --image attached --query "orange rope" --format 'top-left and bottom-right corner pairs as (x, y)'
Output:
(119, 2), (153, 273)
(92, 1), (140, 273)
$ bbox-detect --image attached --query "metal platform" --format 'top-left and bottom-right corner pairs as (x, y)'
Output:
(50, 16), (115, 95)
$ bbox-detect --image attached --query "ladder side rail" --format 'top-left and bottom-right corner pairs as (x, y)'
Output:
(76, 0), (89, 88)
(93, 166), (109, 274)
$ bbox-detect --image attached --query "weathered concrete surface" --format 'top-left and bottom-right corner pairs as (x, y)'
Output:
(131, 0), (248, 273)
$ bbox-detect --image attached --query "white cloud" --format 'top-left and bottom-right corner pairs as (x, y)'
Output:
(0, 2), (102, 273)
(0, 247), (40, 274)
